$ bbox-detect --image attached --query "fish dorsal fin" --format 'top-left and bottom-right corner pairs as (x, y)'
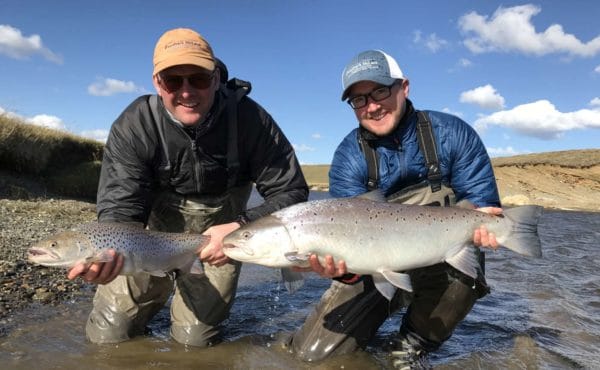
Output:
(356, 189), (386, 202)
(445, 244), (480, 279)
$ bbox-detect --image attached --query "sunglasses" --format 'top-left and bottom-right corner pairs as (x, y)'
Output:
(158, 72), (215, 92)
(347, 81), (400, 109)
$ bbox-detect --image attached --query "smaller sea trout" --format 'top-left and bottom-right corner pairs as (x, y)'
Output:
(28, 222), (210, 276)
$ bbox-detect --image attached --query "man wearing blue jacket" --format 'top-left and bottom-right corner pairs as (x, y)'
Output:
(291, 50), (501, 369)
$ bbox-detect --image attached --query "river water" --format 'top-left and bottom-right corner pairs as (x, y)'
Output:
(1, 191), (598, 369)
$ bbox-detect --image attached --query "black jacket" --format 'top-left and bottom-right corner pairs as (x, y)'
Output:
(97, 83), (308, 224)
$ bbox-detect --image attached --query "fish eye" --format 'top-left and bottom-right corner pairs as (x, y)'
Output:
(242, 231), (252, 239)
(50, 242), (57, 248)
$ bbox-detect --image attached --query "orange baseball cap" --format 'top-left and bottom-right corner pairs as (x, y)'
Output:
(153, 28), (215, 76)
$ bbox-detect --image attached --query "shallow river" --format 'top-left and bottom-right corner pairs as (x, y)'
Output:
(1, 192), (598, 369)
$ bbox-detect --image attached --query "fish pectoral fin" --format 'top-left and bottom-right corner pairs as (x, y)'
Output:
(373, 274), (400, 300)
(281, 268), (304, 293)
(146, 270), (167, 277)
(89, 250), (115, 263)
(284, 252), (310, 262)
(380, 270), (413, 293)
(445, 245), (480, 279)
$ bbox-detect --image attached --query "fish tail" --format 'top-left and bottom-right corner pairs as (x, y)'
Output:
(196, 235), (211, 252)
(502, 205), (543, 257)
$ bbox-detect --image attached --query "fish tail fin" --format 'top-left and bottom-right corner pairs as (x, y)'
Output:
(190, 258), (204, 274)
(502, 205), (543, 258)
(196, 235), (211, 253)
(281, 268), (304, 293)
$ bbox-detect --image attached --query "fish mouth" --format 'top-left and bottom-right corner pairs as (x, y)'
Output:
(27, 248), (59, 261)
(223, 244), (254, 256)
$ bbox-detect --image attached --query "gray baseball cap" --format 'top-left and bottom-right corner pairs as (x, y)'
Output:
(341, 50), (404, 100)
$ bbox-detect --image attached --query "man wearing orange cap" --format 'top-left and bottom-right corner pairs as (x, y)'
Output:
(67, 28), (308, 346)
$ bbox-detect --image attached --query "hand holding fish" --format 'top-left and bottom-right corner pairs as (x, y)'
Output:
(302, 255), (348, 278)
(67, 250), (124, 284)
(473, 207), (502, 250)
(200, 222), (240, 267)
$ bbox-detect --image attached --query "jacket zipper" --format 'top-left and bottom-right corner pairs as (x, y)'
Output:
(191, 130), (203, 193)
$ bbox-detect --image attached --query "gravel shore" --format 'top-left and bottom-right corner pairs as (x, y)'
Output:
(0, 184), (97, 335)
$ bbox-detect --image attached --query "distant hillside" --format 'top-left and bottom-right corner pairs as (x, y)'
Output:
(491, 149), (600, 168)
(1, 113), (598, 211)
(490, 150), (600, 211)
(303, 149), (600, 211)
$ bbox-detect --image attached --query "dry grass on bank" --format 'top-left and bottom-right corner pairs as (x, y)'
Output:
(0, 114), (103, 200)
(491, 149), (600, 168)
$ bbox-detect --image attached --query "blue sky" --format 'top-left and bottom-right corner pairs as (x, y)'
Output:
(1, 0), (599, 164)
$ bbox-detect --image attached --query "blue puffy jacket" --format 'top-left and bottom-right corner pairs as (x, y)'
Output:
(329, 101), (500, 207)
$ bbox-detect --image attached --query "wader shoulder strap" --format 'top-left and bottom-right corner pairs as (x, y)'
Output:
(416, 111), (442, 192)
(357, 130), (379, 190)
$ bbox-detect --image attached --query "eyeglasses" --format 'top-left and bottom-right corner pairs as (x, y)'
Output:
(158, 72), (215, 93)
(346, 81), (400, 109)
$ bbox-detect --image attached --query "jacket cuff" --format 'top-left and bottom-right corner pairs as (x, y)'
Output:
(334, 273), (362, 285)
(234, 214), (250, 226)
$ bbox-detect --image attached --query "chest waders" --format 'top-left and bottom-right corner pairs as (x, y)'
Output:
(290, 112), (490, 364)
(86, 90), (250, 346)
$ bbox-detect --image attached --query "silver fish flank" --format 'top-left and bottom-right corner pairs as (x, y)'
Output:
(28, 222), (210, 277)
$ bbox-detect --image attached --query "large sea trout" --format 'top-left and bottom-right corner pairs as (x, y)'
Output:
(28, 222), (210, 276)
(223, 194), (543, 299)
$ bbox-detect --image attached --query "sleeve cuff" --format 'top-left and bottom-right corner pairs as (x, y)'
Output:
(334, 273), (362, 285)
(234, 214), (250, 226)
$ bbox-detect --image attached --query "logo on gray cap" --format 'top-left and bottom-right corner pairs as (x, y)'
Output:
(341, 50), (404, 100)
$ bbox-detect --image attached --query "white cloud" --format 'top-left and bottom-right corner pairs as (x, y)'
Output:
(0, 24), (62, 63)
(0, 106), (66, 131)
(486, 146), (522, 157)
(441, 107), (463, 118)
(595, 65), (600, 74)
(590, 97), (600, 108)
(27, 114), (67, 131)
(1, 105), (107, 142)
(88, 78), (146, 96)
(293, 143), (316, 152)
(448, 58), (473, 73)
(458, 58), (472, 68)
(460, 84), (505, 110)
(413, 30), (449, 52)
(458, 4), (600, 57)
(80, 129), (109, 143)
(311, 133), (322, 140)
(474, 100), (600, 139)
